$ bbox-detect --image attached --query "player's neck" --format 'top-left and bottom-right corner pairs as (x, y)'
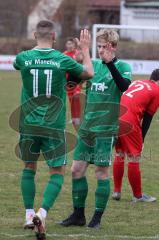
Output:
(150, 79), (159, 86)
(155, 80), (159, 86)
(36, 41), (53, 49)
(67, 49), (75, 52)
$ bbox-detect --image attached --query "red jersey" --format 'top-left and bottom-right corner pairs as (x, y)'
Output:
(64, 49), (81, 96)
(120, 80), (159, 126)
(63, 50), (78, 60)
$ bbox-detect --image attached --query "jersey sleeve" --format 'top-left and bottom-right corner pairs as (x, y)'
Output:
(147, 93), (159, 116)
(60, 54), (84, 77)
(13, 53), (23, 70)
(119, 62), (132, 81)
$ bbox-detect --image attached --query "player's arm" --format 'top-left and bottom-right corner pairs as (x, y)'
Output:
(142, 92), (159, 140)
(63, 29), (93, 82)
(75, 29), (94, 79)
(66, 50), (85, 84)
(67, 50), (86, 84)
(13, 53), (22, 70)
(104, 60), (131, 92)
(142, 112), (153, 141)
(102, 42), (131, 92)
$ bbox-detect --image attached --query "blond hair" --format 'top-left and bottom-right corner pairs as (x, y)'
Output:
(96, 29), (119, 47)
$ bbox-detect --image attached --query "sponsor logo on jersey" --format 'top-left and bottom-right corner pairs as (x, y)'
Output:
(91, 82), (108, 92)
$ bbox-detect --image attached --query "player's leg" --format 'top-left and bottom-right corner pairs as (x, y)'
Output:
(67, 87), (74, 124)
(87, 137), (113, 228)
(128, 156), (142, 199)
(60, 160), (88, 226)
(22, 162), (37, 230)
(128, 156), (156, 203)
(19, 135), (40, 229)
(40, 166), (65, 217)
(122, 126), (143, 200)
(112, 153), (125, 200)
(71, 90), (81, 127)
(87, 166), (110, 229)
(112, 138), (125, 200)
(33, 134), (66, 238)
(60, 134), (91, 226)
(126, 126), (156, 202)
(33, 166), (65, 240)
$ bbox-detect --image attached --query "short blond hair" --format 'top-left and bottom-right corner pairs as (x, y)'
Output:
(96, 29), (119, 47)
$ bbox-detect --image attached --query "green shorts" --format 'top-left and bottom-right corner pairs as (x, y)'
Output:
(19, 132), (66, 167)
(73, 132), (114, 166)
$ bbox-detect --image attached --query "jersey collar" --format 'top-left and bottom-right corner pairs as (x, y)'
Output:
(33, 48), (55, 51)
(102, 57), (117, 64)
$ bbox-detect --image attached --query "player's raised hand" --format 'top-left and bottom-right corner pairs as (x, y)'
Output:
(75, 29), (91, 52)
(75, 29), (94, 78)
(103, 42), (115, 63)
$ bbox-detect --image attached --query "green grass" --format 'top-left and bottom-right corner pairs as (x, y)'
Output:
(0, 71), (159, 240)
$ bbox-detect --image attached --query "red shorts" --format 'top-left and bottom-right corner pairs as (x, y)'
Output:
(115, 124), (143, 157)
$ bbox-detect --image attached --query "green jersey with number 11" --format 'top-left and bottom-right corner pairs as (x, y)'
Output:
(13, 48), (84, 132)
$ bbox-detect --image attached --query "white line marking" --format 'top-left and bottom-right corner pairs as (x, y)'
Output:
(1, 233), (159, 239)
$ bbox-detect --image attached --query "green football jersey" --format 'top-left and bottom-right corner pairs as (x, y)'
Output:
(80, 58), (132, 136)
(13, 48), (84, 132)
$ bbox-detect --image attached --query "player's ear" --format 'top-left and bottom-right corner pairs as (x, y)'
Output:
(113, 46), (117, 51)
(34, 32), (38, 40)
(111, 43), (118, 51)
(51, 32), (55, 41)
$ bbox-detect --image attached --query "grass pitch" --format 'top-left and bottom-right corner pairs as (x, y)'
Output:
(0, 71), (159, 240)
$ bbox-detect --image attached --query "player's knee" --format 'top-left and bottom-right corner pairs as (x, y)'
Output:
(71, 166), (81, 178)
(25, 162), (37, 171)
(71, 164), (84, 178)
(95, 166), (109, 180)
(49, 166), (65, 175)
(128, 155), (141, 162)
(115, 151), (125, 160)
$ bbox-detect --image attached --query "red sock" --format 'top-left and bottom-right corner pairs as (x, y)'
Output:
(113, 155), (125, 192)
(128, 162), (142, 198)
(71, 95), (81, 119)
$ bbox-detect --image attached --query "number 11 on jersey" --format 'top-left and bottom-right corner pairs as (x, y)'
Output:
(30, 69), (53, 98)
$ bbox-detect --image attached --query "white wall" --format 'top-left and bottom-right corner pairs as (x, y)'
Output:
(120, 0), (159, 42)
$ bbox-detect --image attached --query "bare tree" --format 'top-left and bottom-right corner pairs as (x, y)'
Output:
(0, 0), (40, 37)
(58, 0), (89, 49)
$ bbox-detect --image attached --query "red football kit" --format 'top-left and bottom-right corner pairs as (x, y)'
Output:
(64, 50), (81, 97)
(116, 80), (159, 156)
(64, 50), (81, 124)
(113, 80), (159, 198)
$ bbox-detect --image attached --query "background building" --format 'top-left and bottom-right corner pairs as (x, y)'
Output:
(120, 0), (159, 42)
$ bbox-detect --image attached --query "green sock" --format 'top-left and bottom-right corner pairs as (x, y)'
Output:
(21, 169), (36, 209)
(95, 178), (110, 212)
(42, 174), (64, 212)
(72, 177), (88, 208)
